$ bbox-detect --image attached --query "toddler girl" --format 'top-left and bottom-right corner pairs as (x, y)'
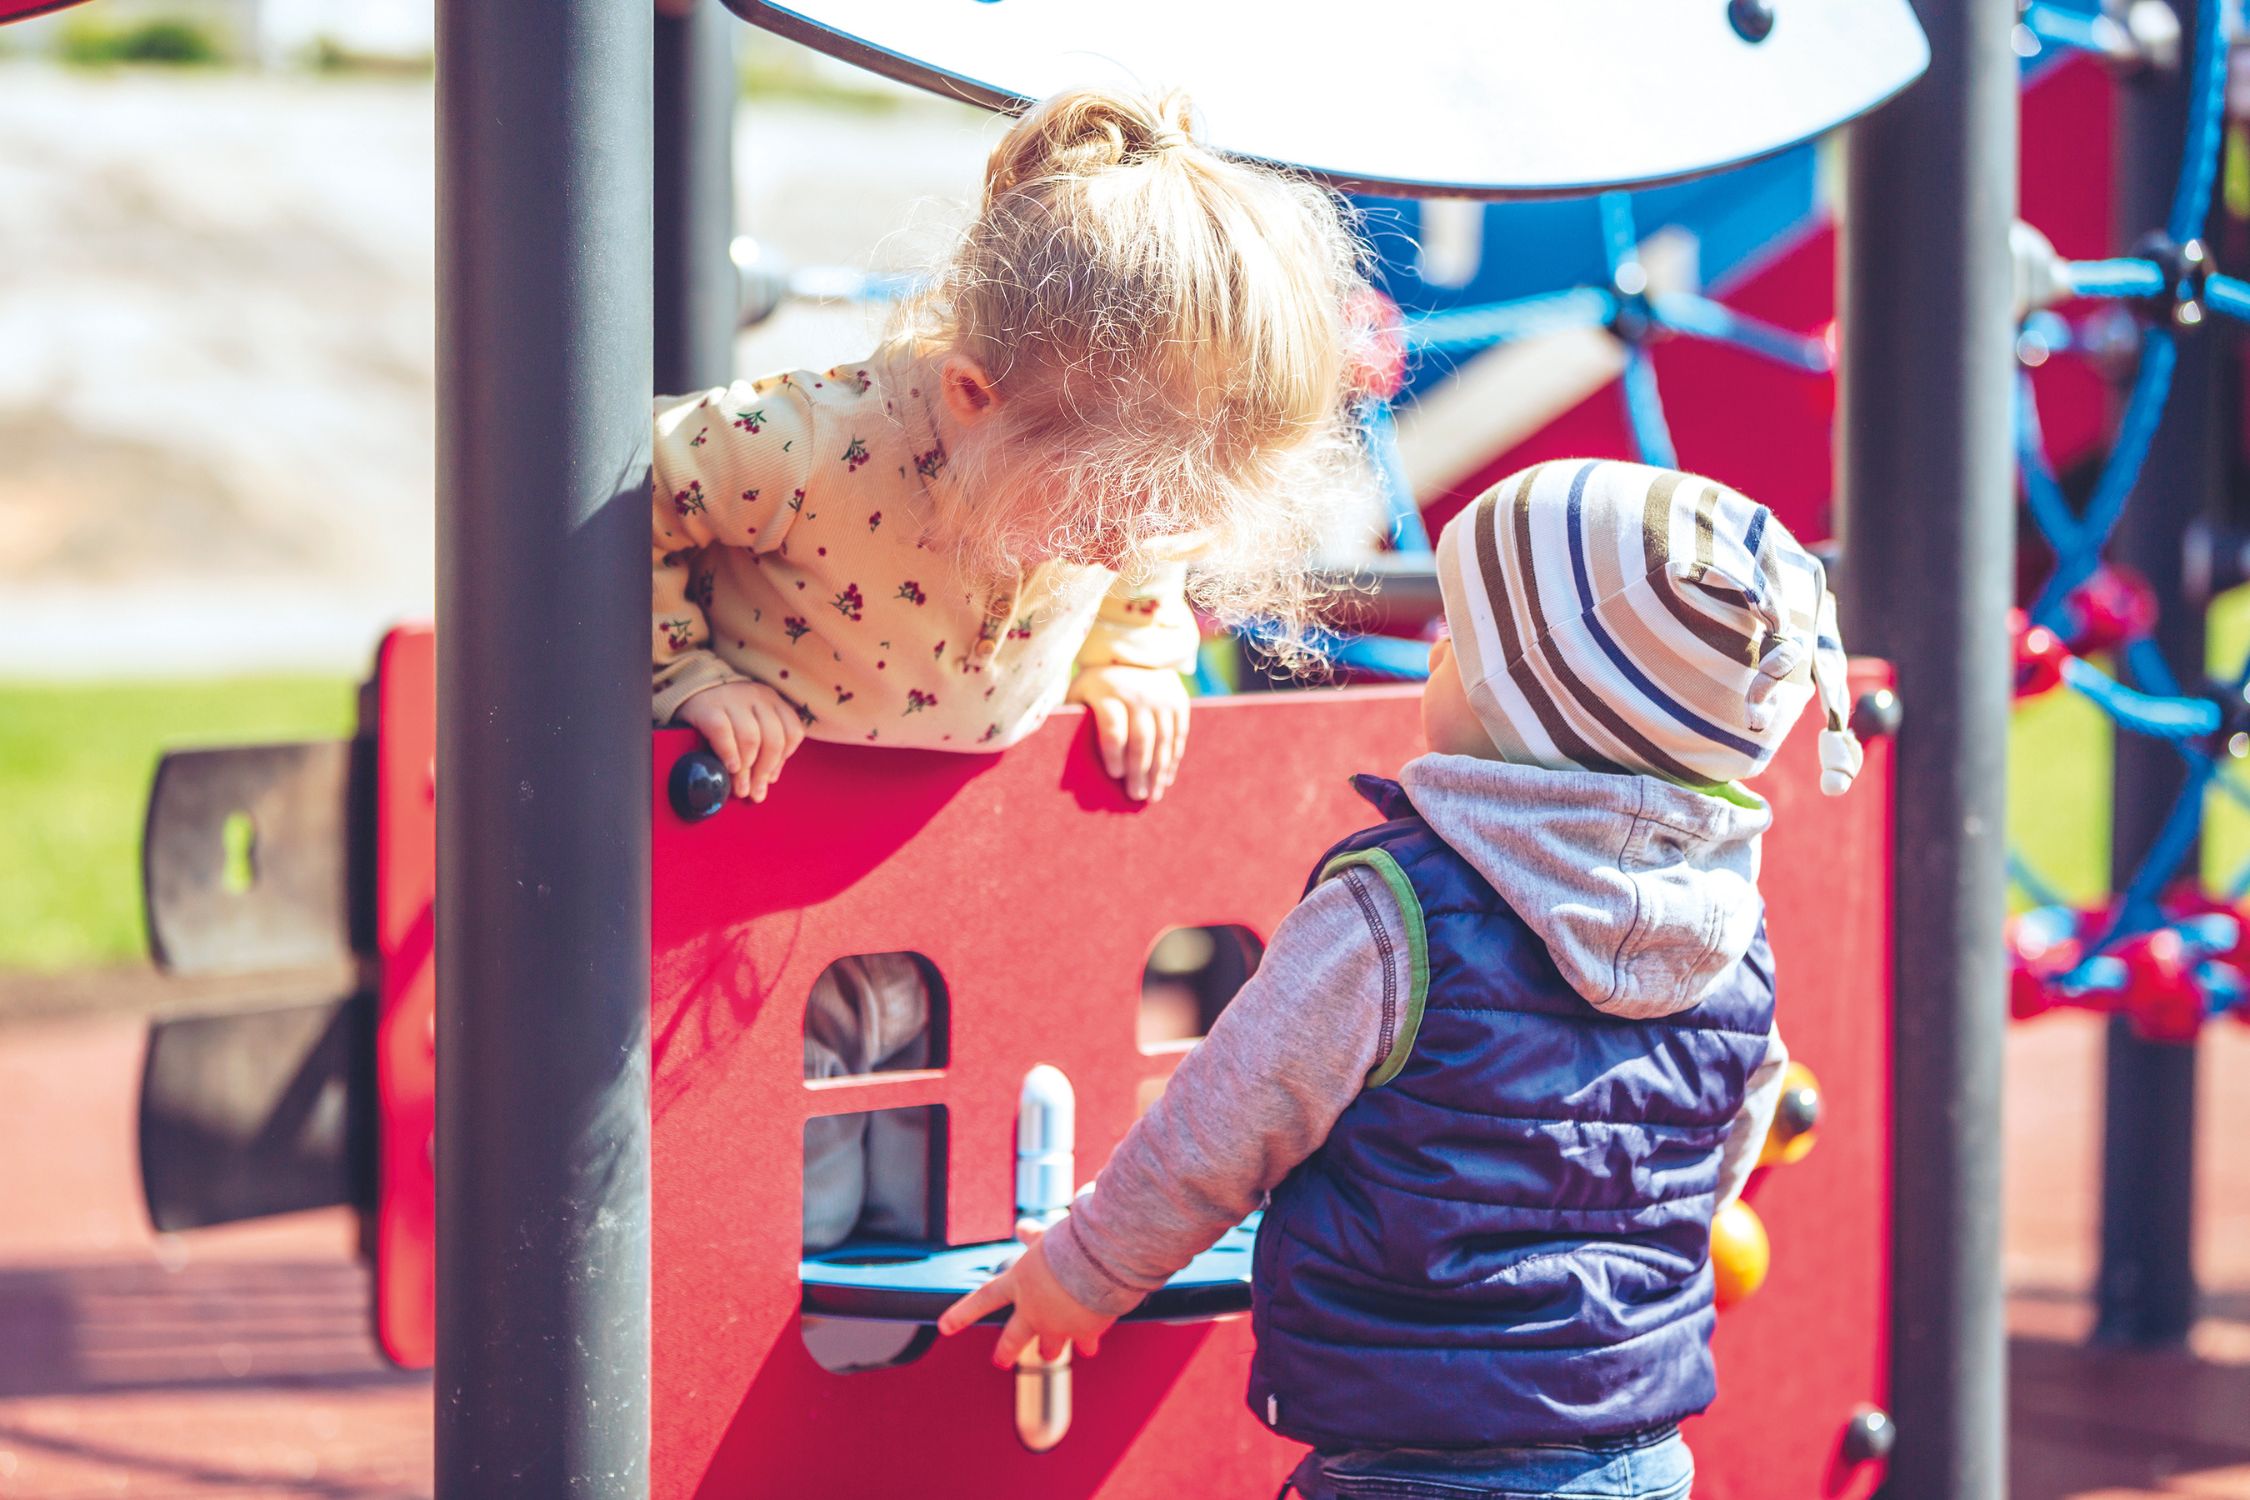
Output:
(650, 86), (1375, 1253)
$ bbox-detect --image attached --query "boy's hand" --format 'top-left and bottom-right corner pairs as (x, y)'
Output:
(1067, 665), (1191, 803)
(936, 1222), (1119, 1365)
(675, 680), (806, 802)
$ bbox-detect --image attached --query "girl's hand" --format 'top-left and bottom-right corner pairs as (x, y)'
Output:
(675, 681), (807, 802)
(1067, 665), (1191, 803)
(936, 1222), (1119, 1365)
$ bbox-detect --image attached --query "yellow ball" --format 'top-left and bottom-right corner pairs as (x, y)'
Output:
(1711, 1198), (1771, 1308)
(1757, 1061), (1822, 1169)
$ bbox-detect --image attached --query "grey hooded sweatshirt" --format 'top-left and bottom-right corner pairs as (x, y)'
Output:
(1043, 752), (1790, 1318)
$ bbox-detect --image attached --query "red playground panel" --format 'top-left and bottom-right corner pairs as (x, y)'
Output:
(365, 624), (1893, 1497)
(373, 628), (437, 1369)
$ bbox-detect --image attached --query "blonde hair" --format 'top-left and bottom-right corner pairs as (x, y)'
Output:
(888, 86), (1378, 662)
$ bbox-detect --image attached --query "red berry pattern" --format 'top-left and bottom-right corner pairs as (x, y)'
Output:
(842, 437), (870, 472)
(732, 408), (765, 433)
(783, 615), (810, 644)
(896, 581), (926, 606)
(904, 689), (937, 715)
(832, 583), (864, 621)
(672, 482), (706, 517)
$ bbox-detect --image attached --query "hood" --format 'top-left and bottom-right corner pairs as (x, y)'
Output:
(1396, 753), (1770, 1019)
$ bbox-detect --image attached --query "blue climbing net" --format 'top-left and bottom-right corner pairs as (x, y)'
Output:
(2004, 0), (2250, 967)
(1324, 0), (2250, 991)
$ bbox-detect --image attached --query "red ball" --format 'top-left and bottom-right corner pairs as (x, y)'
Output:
(2062, 564), (2159, 656)
(2011, 608), (2069, 699)
(2117, 928), (2205, 1044)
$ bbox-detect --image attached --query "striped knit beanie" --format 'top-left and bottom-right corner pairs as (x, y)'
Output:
(1434, 459), (1862, 796)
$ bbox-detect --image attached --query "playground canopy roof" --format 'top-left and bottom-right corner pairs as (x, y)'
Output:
(732, 0), (1930, 197)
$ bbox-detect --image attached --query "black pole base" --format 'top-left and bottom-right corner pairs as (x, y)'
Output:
(2093, 1020), (2199, 1347)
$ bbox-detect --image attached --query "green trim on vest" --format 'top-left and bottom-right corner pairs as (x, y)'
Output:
(1320, 848), (1430, 1089)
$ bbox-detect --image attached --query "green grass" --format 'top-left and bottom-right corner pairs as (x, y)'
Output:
(57, 15), (228, 67)
(0, 677), (356, 972)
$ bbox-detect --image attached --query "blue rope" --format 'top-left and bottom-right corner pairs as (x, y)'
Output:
(1599, 192), (1640, 283)
(1328, 632), (1434, 680)
(2124, 636), (2182, 698)
(2170, 0), (2228, 246)
(1620, 344), (1678, 468)
(2208, 274), (2250, 325)
(2064, 257), (2168, 300)
(2018, 0), (2109, 52)
(1402, 286), (1616, 356)
(1649, 293), (1832, 372)
(2106, 757), (2220, 941)
(2030, 329), (2178, 624)
(2060, 655), (2222, 739)
(2010, 851), (2075, 909)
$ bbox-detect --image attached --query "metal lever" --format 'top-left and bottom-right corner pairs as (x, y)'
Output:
(1014, 1064), (1075, 1452)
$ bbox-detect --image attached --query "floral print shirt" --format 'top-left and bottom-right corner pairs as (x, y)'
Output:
(651, 354), (1200, 747)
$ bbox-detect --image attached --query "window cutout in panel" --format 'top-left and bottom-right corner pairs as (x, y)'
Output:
(804, 951), (947, 1080)
(802, 1102), (946, 1375)
(1139, 925), (1263, 1050)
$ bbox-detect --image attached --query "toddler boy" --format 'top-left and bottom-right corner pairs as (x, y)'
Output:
(941, 459), (1862, 1500)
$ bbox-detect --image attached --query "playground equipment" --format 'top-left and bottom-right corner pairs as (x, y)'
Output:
(142, 618), (1895, 1497)
(15, 0), (2094, 1491)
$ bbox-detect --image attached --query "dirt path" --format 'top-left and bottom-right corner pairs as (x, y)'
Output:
(0, 64), (988, 680)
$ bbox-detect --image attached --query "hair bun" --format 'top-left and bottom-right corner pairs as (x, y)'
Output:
(986, 87), (1198, 199)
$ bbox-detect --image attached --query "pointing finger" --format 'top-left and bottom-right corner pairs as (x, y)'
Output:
(937, 1271), (1014, 1335)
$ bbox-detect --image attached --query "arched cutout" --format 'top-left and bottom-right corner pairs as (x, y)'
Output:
(804, 951), (948, 1079)
(1139, 925), (1264, 1051)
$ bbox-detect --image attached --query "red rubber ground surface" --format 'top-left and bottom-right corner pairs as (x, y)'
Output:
(0, 1006), (2242, 1497)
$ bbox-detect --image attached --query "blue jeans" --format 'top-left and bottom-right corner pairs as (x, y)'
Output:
(1283, 1427), (1692, 1500)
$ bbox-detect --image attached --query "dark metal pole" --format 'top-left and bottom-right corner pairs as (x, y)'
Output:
(1837, 2), (2016, 1497)
(435, 0), (652, 1492)
(655, 0), (739, 394)
(2095, 5), (2221, 1347)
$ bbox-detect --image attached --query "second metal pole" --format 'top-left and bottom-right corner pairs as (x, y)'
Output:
(655, 0), (739, 395)
(2095, 0), (2222, 1348)
(1837, 1), (2018, 1495)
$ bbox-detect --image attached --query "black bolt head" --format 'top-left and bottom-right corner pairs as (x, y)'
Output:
(1778, 1082), (1821, 1138)
(1843, 1405), (1896, 1464)
(669, 750), (730, 822)
(1850, 688), (1903, 740)
(1729, 0), (1777, 42)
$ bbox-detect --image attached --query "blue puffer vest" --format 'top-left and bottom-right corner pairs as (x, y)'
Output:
(1247, 776), (1776, 1452)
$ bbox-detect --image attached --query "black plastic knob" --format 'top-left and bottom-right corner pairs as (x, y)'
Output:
(1851, 688), (1903, 741)
(1729, 0), (1777, 42)
(669, 751), (730, 822)
(1842, 1405), (1896, 1465)
(1777, 1081), (1821, 1139)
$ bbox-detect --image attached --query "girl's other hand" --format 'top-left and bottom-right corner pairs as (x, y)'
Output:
(1067, 665), (1191, 803)
(675, 681), (807, 802)
(935, 1222), (1119, 1364)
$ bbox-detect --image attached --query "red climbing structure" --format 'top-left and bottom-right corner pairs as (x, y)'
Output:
(342, 625), (1897, 1499)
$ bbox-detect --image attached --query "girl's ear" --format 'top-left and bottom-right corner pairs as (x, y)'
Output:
(939, 354), (1002, 426)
